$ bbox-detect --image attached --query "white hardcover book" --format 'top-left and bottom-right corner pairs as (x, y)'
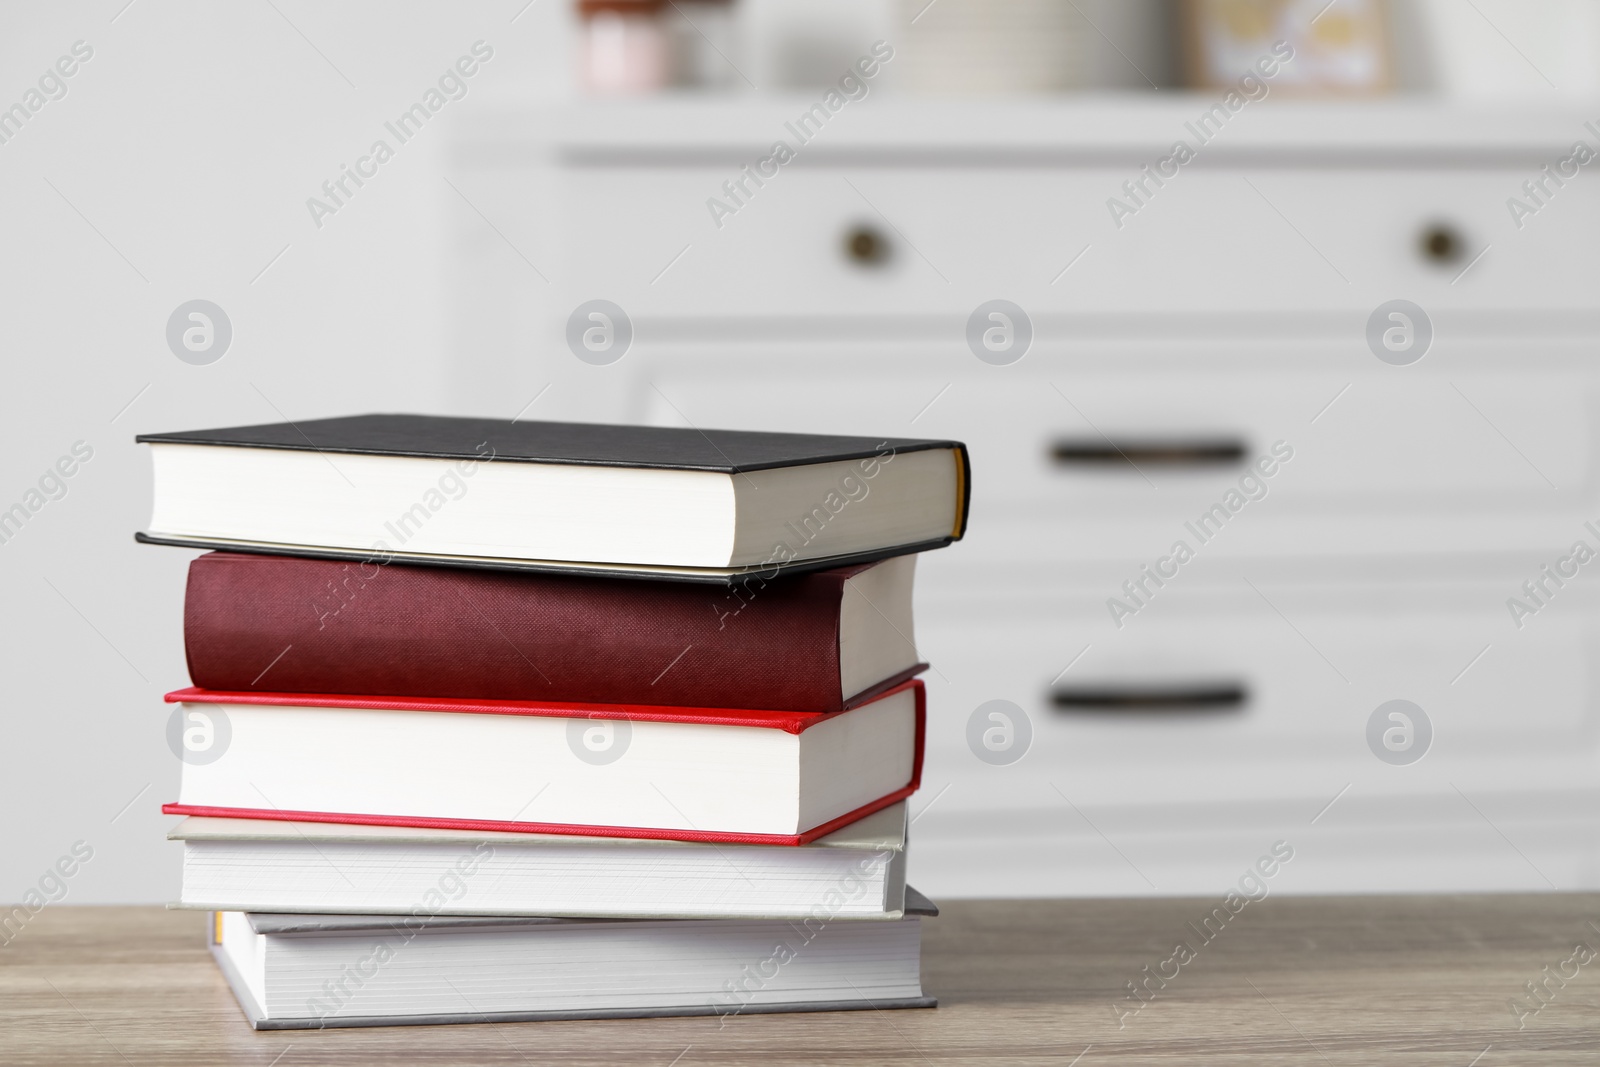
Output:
(170, 802), (909, 919)
(210, 889), (938, 1029)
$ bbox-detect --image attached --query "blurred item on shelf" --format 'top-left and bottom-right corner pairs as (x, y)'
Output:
(578, 0), (670, 95)
(1180, 0), (1392, 93)
(899, 0), (1088, 95)
(667, 0), (739, 89)
(745, 0), (896, 91)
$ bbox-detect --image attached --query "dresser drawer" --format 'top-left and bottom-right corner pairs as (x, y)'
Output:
(559, 163), (1600, 320)
(640, 358), (1597, 565)
(910, 580), (1600, 816)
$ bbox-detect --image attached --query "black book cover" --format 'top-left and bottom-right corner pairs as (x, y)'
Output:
(137, 413), (970, 475)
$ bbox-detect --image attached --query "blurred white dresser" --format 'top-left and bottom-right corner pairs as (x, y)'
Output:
(451, 100), (1600, 896)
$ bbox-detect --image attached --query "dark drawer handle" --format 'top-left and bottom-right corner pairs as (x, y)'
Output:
(1051, 438), (1247, 467)
(1051, 683), (1248, 712)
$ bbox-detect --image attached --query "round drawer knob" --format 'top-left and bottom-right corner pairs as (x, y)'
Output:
(1419, 223), (1464, 265)
(843, 225), (891, 267)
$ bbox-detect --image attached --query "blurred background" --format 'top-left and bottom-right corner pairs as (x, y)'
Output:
(4, 0), (1599, 903)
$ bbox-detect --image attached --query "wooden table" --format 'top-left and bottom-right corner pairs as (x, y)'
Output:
(2, 896), (1597, 1064)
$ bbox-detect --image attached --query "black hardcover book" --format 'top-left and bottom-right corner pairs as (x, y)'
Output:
(137, 414), (970, 583)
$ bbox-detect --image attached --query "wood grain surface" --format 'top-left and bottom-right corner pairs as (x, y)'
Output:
(2, 896), (1597, 1065)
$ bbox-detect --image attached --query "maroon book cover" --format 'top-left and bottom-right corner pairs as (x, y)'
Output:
(183, 552), (923, 713)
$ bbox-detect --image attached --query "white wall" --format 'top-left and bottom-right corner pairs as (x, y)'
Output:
(0, 1), (569, 905)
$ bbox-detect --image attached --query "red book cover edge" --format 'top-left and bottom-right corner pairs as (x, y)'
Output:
(161, 683), (926, 847)
(164, 678), (923, 735)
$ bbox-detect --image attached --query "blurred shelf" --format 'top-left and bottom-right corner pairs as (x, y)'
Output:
(457, 95), (1600, 163)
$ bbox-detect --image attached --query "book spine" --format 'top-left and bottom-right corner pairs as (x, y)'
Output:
(183, 553), (847, 712)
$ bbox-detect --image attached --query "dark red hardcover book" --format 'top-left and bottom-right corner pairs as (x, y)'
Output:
(182, 552), (923, 713)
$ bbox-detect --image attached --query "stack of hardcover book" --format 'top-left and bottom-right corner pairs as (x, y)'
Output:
(138, 414), (970, 1029)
